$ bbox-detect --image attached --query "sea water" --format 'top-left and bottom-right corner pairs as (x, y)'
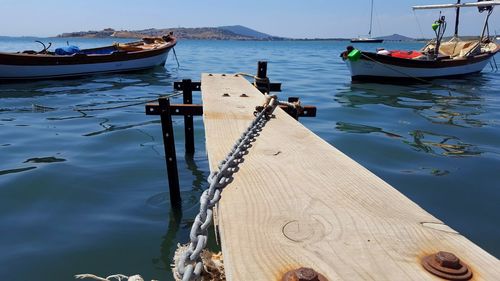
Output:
(0, 37), (499, 280)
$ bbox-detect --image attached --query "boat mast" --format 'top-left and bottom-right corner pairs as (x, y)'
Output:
(454, 0), (461, 37)
(369, 0), (374, 38)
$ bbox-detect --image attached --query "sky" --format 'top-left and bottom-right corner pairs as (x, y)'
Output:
(0, 0), (498, 38)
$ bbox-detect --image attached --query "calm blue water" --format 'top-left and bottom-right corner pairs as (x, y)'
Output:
(0, 37), (499, 280)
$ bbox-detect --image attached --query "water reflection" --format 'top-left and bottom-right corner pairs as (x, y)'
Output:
(24, 156), (66, 163)
(155, 208), (182, 273)
(154, 154), (210, 274)
(405, 130), (481, 156)
(46, 110), (90, 121)
(0, 67), (173, 98)
(336, 122), (402, 138)
(0, 166), (36, 176)
(83, 120), (161, 137)
(335, 82), (487, 157)
(336, 83), (435, 110)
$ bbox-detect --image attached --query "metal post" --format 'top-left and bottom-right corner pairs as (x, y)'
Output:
(288, 97), (300, 120)
(257, 61), (267, 79)
(182, 79), (195, 154)
(454, 0), (461, 37)
(159, 97), (181, 208)
(255, 61), (269, 94)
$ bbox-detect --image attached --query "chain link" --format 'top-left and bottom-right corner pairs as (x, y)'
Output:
(175, 95), (280, 281)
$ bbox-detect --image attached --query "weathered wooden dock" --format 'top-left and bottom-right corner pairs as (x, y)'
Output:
(199, 73), (500, 280)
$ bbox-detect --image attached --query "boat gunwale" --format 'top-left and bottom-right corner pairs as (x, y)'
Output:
(357, 43), (498, 69)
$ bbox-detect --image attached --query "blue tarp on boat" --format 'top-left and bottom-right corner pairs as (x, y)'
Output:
(55, 46), (80, 55)
(78, 47), (116, 55)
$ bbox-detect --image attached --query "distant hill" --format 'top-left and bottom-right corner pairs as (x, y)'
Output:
(57, 25), (284, 40)
(218, 25), (277, 39)
(375, 34), (416, 41)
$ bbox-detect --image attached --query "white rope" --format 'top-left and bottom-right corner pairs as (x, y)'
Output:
(75, 274), (152, 281)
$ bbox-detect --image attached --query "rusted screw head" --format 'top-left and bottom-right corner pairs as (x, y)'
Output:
(422, 251), (472, 280)
(295, 267), (318, 281)
(282, 267), (328, 281)
(435, 251), (460, 269)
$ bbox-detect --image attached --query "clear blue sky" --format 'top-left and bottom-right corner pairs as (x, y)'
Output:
(1, 0), (498, 38)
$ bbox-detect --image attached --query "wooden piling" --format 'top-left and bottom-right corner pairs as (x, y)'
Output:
(159, 97), (181, 208)
(200, 73), (500, 280)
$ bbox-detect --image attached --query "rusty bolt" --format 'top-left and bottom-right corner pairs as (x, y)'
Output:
(282, 267), (328, 281)
(296, 268), (318, 281)
(435, 251), (460, 269)
(422, 251), (472, 280)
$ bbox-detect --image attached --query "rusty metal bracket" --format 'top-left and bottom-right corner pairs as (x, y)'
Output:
(174, 81), (201, 91)
(146, 103), (316, 118)
(173, 80), (281, 92)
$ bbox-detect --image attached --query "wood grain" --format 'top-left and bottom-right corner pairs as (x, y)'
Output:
(200, 73), (500, 280)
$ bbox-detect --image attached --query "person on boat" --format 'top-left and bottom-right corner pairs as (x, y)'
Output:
(340, 46), (355, 60)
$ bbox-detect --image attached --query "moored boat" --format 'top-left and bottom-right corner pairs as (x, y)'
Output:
(350, 38), (384, 43)
(350, 0), (384, 43)
(343, 1), (500, 82)
(0, 34), (177, 80)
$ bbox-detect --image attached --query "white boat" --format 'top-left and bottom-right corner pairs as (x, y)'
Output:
(343, 1), (500, 82)
(0, 35), (177, 80)
(351, 0), (384, 43)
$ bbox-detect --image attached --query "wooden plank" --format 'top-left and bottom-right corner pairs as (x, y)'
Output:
(200, 73), (500, 281)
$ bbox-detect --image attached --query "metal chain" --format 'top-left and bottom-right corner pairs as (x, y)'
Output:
(175, 94), (280, 281)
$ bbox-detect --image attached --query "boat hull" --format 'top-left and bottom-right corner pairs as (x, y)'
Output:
(0, 51), (170, 80)
(346, 51), (496, 82)
(0, 38), (176, 80)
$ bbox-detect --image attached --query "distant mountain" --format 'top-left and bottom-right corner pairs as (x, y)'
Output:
(218, 25), (277, 39)
(375, 34), (415, 41)
(57, 25), (284, 40)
